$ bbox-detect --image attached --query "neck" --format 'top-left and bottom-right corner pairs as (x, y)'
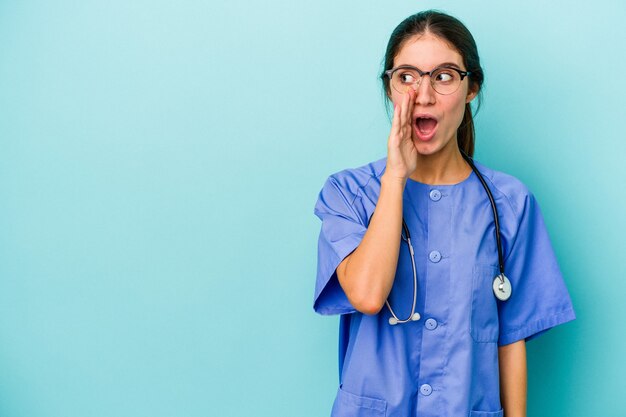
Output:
(408, 144), (471, 185)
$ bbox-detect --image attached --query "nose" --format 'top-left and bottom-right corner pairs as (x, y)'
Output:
(414, 75), (436, 105)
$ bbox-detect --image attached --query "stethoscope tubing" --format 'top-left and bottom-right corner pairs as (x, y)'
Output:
(461, 152), (505, 276)
(387, 153), (506, 325)
(386, 222), (419, 325)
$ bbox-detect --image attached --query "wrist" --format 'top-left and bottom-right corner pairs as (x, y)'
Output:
(381, 172), (407, 188)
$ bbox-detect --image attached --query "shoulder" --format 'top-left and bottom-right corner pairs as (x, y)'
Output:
(324, 157), (387, 199)
(314, 157), (386, 223)
(472, 160), (548, 261)
(472, 160), (536, 218)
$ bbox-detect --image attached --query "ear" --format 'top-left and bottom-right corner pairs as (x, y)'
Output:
(465, 84), (479, 103)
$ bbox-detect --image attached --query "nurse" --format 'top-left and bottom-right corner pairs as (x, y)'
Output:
(313, 10), (576, 417)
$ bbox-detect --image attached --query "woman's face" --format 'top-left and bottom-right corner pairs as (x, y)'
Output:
(388, 32), (477, 156)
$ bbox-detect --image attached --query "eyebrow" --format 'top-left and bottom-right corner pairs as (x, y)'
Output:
(396, 62), (463, 70)
(437, 62), (462, 69)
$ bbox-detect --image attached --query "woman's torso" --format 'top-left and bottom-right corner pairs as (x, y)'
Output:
(330, 156), (522, 417)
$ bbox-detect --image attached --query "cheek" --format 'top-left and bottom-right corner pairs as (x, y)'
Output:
(442, 97), (467, 127)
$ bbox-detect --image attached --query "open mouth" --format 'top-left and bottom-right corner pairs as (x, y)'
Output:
(413, 116), (438, 141)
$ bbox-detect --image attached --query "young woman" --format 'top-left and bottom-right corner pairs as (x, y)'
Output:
(313, 10), (575, 417)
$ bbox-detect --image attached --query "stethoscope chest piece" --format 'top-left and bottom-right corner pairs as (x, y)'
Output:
(492, 273), (512, 301)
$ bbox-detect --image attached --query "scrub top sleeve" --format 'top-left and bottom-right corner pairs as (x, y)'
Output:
(497, 192), (576, 346)
(313, 176), (368, 315)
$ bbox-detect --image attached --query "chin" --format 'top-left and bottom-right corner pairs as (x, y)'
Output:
(413, 134), (455, 157)
(413, 140), (445, 156)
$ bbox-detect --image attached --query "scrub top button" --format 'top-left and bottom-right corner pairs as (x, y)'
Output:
(425, 318), (438, 330)
(429, 189), (442, 201)
(420, 384), (433, 396)
(429, 250), (441, 263)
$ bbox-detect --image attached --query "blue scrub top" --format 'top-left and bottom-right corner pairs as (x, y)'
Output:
(313, 157), (576, 417)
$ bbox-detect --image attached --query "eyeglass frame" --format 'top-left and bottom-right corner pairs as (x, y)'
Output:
(384, 65), (472, 95)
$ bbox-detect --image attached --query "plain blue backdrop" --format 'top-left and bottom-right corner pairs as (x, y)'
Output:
(1, 1), (625, 416)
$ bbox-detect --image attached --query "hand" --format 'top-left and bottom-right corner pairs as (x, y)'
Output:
(385, 89), (418, 182)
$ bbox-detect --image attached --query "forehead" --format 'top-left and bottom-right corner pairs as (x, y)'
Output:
(393, 32), (464, 69)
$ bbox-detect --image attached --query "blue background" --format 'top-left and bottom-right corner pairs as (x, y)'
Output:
(1, 1), (625, 416)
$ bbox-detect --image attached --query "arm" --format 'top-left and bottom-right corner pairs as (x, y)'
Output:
(335, 174), (406, 314)
(335, 89), (418, 315)
(499, 339), (527, 417)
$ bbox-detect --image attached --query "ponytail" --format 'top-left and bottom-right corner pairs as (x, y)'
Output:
(457, 103), (475, 157)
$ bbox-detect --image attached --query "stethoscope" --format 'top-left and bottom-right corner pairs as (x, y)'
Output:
(387, 152), (512, 326)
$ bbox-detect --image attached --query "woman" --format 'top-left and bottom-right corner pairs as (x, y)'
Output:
(313, 10), (576, 417)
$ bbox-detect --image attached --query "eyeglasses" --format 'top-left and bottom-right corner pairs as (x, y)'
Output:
(384, 65), (471, 95)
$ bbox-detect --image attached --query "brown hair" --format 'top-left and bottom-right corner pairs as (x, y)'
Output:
(380, 10), (484, 156)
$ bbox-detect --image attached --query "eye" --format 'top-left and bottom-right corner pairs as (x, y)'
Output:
(434, 70), (455, 83)
(397, 71), (417, 84)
